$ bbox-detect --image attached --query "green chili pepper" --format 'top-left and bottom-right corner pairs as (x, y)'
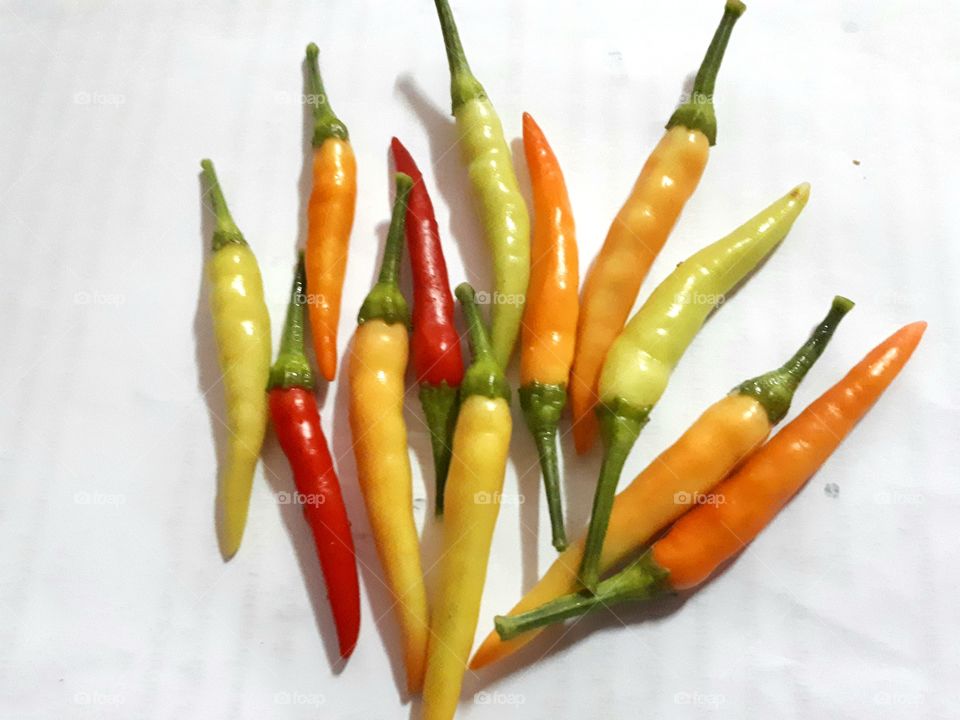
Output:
(432, 0), (531, 368)
(578, 182), (811, 590)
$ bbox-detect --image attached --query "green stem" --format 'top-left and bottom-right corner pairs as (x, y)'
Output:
(579, 400), (650, 591)
(358, 174), (413, 326)
(520, 383), (568, 551)
(736, 296), (854, 423)
(433, 0), (487, 112)
(200, 159), (246, 250)
(495, 551), (670, 640)
(268, 253), (314, 391)
(305, 43), (349, 146)
(420, 382), (461, 515)
(665, 0), (747, 145)
(455, 284), (510, 401)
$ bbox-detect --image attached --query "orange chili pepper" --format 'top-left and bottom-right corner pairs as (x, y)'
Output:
(473, 295), (852, 668)
(303, 43), (357, 381)
(569, 0), (746, 453)
(653, 320), (927, 589)
(494, 321), (927, 643)
(518, 112), (579, 551)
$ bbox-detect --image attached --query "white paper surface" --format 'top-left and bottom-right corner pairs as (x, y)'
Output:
(1, 1), (957, 718)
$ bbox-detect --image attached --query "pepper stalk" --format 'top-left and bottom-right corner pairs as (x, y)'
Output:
(305, 42), (348, 146)
(359, 174), (413, 326)
(666, 0), (747, 145)
(496, 551), (670, 640)
(268, 253), (314, 391)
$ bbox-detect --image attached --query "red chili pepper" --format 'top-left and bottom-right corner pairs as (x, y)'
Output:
(391, 137), (465, 515)
(268, 253), (360, 659)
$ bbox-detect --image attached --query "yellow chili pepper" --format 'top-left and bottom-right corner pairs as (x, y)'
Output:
(200, 159), (272, 560)
(347, 174), (428, 694)
(471, 295), (853, 669)
(570, 0), (747, 453)
(422, 284), (512, 720)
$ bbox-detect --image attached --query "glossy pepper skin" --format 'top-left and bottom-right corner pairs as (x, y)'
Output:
(268, 254), (360, 659)
(495, 321), (927, 641)
(432, 0), (530, 368)
(569, 0), (747, 453)
(390, 137), (464, 515)
(472, 296), (853, 669)
(579, 182), (811, 590)
(518, 113), (580, 551)
(347, 174), (428, 694)
(422, 284), (512, 720)
(200, 159), (272, 561)
(303, 43), (357, 381)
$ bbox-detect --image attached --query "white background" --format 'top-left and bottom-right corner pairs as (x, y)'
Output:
(1, 0), (957, 718)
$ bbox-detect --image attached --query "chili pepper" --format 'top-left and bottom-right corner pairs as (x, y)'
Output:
(432, 0), (530, 368)
(200, 159), (272, 560)
(303, 43), (357, 381)
(472, 295), (852, 669)
(422, 284), (512, 720)
(495, 321), (927, 641)
(518, 113), (580, 552)
(569, 0), (747, 454)
(347, 173), (429, 693)
(579, 182), (810, 590)
(390, 137), (464, 515)
(268, 253), (360, 659)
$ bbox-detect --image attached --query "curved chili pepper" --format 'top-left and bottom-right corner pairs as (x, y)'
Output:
(579, 183), (810, 590)
(200, 159), (272, 560)
(347, 174), (429, 693)
(390, 137), (464, 515)
(268, 254), (360, 659)
(303, 43), (357, 381)
(495, 321), (927, 641)
(422, 283), (512, 720)
(432, 0), (530, 368)
(518, 113), (579, 551)
(472, 295), (853, 669)
(570, 0), (747, 453)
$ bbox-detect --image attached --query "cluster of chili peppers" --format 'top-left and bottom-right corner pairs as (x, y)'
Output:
(196, 0), (927, 716)
(200, 48), (362, 659)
